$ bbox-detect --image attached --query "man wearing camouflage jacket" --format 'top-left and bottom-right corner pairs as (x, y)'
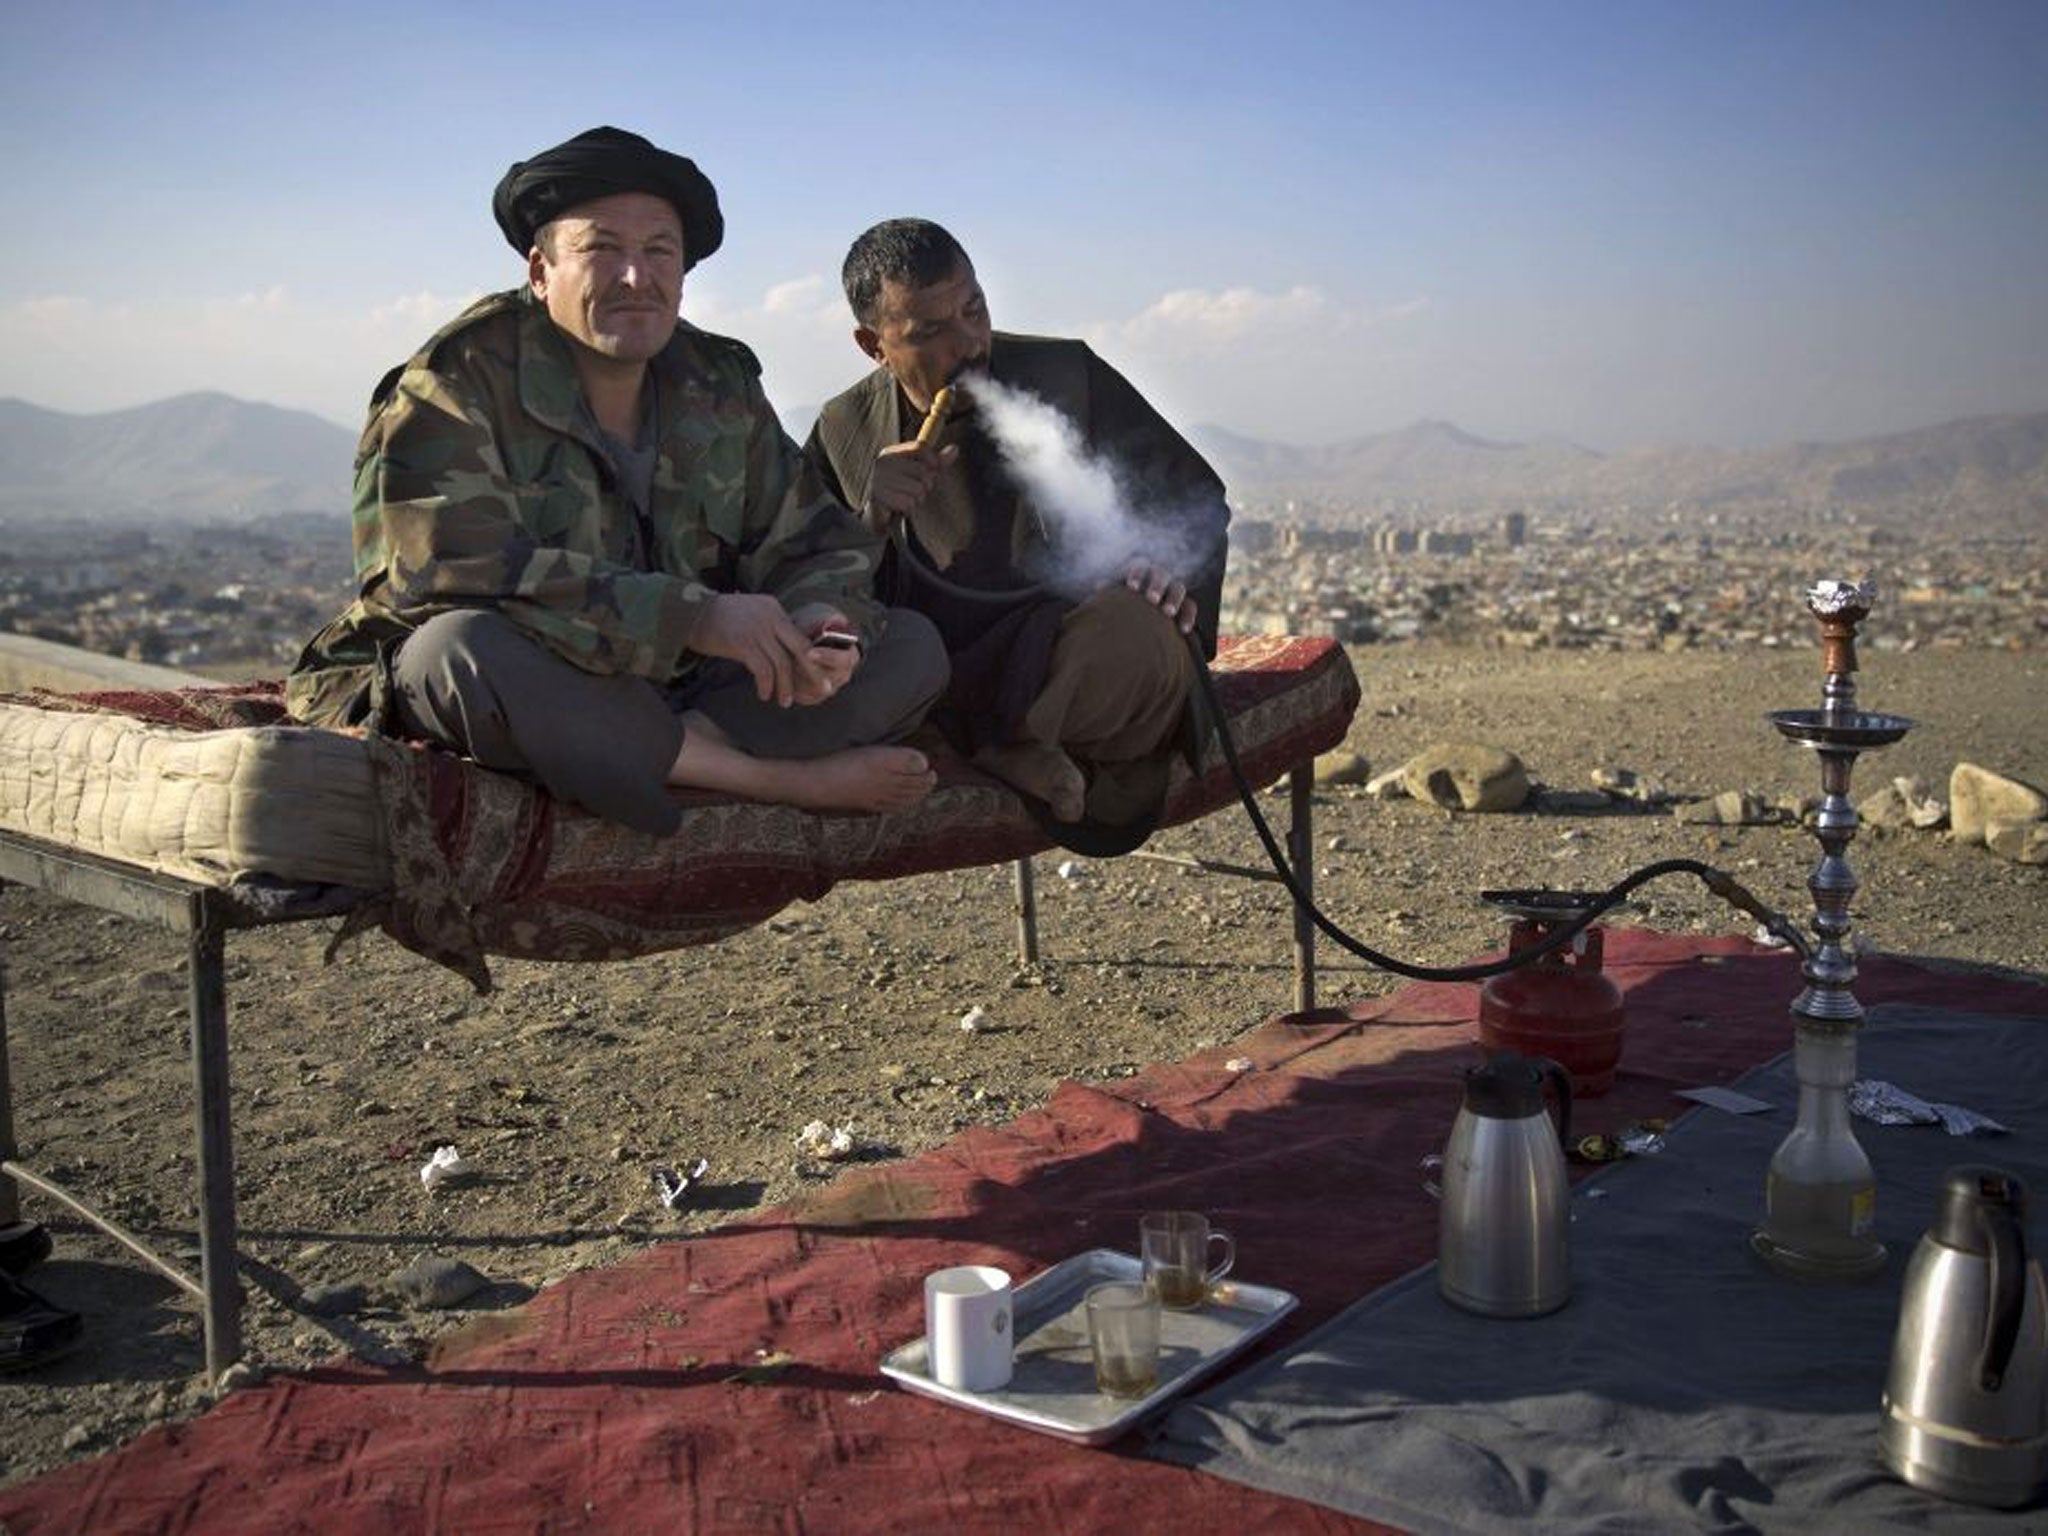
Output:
(287, 128), (947, 835)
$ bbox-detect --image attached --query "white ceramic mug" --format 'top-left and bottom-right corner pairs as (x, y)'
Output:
(925, 1265), (1014, 1392)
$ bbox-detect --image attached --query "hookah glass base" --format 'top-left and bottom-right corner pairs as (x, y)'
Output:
(1750, 1022), (1887, 1282)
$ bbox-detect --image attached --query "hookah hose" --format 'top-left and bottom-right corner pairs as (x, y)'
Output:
(1180, 631), (1793, 983)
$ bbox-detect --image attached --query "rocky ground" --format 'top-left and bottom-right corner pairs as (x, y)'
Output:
(2, 638), (2044, 1488)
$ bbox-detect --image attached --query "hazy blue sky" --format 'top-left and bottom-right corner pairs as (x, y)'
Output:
(2, 0), (2043, 449)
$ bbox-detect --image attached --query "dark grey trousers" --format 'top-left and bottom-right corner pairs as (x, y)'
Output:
(388, 608), (948, 836)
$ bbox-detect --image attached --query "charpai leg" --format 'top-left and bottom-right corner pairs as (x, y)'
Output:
(187, 904), (242, 1380)
(1290, 764), (1316, 1014)
(1014, 857), (1040, 966)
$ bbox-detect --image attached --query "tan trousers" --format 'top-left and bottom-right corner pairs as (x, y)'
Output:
(1021, 586), (1193, 764)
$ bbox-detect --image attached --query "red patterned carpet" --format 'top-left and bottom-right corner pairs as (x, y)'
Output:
(3, 931), (2041, 1535)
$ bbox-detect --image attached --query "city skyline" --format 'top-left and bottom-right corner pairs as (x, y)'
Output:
(2, 1), (2044, 452)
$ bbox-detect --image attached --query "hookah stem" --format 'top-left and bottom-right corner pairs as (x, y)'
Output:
(1185, 632), (1767, 983)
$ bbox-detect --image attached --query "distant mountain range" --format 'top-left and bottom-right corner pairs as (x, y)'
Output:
(1, 391), (2042, 526)
(1189, 412), (2048, 525)
(0, 393), (354, 521)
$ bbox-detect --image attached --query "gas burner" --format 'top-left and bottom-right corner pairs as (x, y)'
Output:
(1478, 889), (1617, 925)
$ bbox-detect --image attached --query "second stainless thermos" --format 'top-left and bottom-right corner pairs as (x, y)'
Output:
(1437, 1052), (1573, 1318)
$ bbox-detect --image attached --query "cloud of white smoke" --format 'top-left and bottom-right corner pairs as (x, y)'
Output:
(957, 373), (1217, 598)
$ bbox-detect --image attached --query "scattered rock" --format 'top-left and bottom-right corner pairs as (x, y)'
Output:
(1400, 744), (1530, 813)
(958, 1006), (992, 1034)
(1781, 793), (1822, 827)
(1677, 789), (1776, 826)
(297, 1281), (369, 1317)
(1363, 766), (1409, 801)
(1312, 749), (1371, 787)
(60, 1425), (92, 1453)
(386, 1256), (490, 1309)
(1716, 789), (1775, 826)
(1951, 763), (2048, 847)
(1906, 793), (1949, 831)
(795, 1119), (861, 1162)
(1986, 819), (2048, 866)
(215, 1361), (265, 1392)
(1858, 775), (1947, 832)
(1591, 766), (1673, 806)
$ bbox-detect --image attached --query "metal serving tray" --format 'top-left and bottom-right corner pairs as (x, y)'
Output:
(879, 1248), (1298, 1446)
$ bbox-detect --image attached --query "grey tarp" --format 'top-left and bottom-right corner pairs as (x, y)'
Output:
(1145, 1002), (2048, 1535)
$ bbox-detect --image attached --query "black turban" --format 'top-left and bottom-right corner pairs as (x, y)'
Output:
(492, 126), (724, 270)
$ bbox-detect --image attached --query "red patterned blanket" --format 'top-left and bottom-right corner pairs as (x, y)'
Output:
(8, 636), (1359, 986)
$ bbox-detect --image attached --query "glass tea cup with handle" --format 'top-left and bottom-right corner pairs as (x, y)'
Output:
(1140, 1210), (1235, 1310)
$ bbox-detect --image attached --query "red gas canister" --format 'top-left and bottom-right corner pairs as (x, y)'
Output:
(1478, 920), (1627, 1096)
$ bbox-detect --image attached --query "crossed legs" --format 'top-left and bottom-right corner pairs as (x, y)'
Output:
(389, 608), (949, 835)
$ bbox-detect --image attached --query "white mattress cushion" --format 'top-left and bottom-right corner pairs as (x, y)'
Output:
(0, 700), (388, 889)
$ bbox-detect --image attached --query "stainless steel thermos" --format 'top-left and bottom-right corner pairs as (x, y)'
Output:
(1437, 1052), (1573, 1318)
(1882, 1165), (2048, 1508)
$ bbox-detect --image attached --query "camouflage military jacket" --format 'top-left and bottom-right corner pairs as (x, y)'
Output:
(286, 288), (881, 728)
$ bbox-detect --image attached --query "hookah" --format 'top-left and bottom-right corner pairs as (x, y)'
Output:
(902, 387), (1916, 1278)
(1749, 578), (1913, 1279)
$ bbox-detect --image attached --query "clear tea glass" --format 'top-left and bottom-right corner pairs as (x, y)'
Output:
(1084, 1281), (1161, 1398)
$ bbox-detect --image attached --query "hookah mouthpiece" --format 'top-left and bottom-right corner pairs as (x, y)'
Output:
(915, 386), (954, 448)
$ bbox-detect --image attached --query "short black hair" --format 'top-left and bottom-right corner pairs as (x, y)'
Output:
(842, 218), (971, 327)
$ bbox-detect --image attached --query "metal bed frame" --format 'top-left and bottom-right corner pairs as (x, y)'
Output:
(0, 834), (374, 1380)
(0, 768), (1317, 1382)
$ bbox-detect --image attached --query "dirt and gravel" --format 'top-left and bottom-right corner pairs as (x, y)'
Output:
(2, 638), (2044, 1488)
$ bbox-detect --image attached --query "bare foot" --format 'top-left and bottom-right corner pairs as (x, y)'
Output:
(785, 747), (936, 813)
(973, 742), (1087, 822)
(670, 727), (935, 813)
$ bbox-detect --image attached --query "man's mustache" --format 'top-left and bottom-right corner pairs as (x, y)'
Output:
(600, 281), (674, 307)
